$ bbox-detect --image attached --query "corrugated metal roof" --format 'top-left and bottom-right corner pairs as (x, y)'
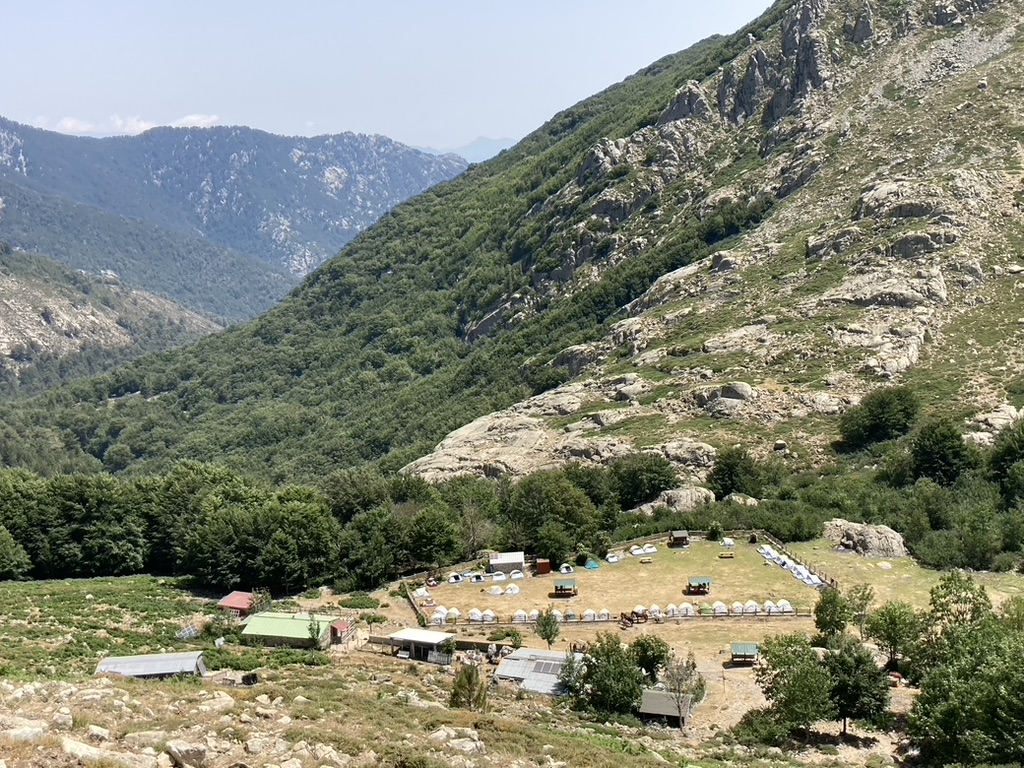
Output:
(95, 651), (205, 678)
(554, 579), (577, 589)
(640, 689), (691, 719)
(688, 577), (713, 586)
(495, 649), (583, 696)
(241, 612), (342, 640)
(489, 551), (525, 564)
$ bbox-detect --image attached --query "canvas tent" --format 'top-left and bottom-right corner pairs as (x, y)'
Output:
(743, 600), (760, 615)
(491, 571), (507, 582)
(505, 584), (521, 595)
(666, 603), (678, 617)
(777, 599), (794, 614)
(468, 608), (483, 622)
(712, 601), (728, 616)
(509, 569), (525, 580)
(763, 600), (778, 615)
(583, 609), (597, 621)
(680, 602), (696, 617)
(598, 608), (612, 620)
(513, 609), (528, 623)
(731, 601), (745, 615)
(96, 651), (206, 680)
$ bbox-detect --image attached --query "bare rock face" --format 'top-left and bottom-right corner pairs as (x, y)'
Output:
(658, 81), (714, 124)
(632, 486), (716, 516)
(823, 519), (908, 558)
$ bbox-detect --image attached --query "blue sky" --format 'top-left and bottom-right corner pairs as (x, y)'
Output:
(3, 1), (774, 148)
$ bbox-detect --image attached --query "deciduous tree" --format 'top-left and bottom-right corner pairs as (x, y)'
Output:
(755, 635), (836, 734)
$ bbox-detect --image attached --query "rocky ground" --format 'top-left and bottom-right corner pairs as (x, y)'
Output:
(403, 0), (1024, 485)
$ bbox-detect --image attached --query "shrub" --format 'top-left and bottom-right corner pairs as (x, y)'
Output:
(730, 707), (790, 748)
(839, 386), (919, 449)
(707, 447), (764, 499)
(339, 592), (381, 610)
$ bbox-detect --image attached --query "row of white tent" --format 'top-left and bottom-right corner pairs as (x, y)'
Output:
(429, 599), (795, 624)
(447, 569), (525, 584)
(639, 600), (794, 617)
(758, 545), (825, 588)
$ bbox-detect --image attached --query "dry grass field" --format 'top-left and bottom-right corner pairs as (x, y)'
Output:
(413, 540), (822, 623)
(787, 540), (1024, 608)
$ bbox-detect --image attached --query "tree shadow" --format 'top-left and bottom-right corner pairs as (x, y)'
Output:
(803, 730), (880, 749)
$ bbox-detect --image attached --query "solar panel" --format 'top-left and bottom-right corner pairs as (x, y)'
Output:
(533, 661), (562, 676)
(177, 624), (199, 641)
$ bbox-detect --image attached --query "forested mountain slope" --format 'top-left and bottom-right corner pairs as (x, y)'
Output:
(0, 248), (221, 401)
(0, 118), (467, 318)
(1, 0), (1021, 483)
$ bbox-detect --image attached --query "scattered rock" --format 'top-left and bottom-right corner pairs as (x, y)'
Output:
(166, 739), (208, 768)
(88, 724), (112, 742)
(62, 737), (159, 768)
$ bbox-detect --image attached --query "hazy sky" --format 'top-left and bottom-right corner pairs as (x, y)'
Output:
(3, 1), (773, 149)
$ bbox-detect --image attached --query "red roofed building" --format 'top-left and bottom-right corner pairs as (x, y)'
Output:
(218, 591), (256, 619)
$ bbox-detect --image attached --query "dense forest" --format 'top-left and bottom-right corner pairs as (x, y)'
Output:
(0, 179), (297, 322)
(0, 3), (795, 482)
(4, 385), (1024, 593)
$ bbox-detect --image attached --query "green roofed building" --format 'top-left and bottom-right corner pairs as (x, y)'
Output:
(730, 643), (760, 664)
(686, 577), (712, 595)
(241, 612), (354, 649)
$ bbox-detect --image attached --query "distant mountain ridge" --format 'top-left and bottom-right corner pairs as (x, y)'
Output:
(417, 137), (517, 163)
(0, 118), (467, 318)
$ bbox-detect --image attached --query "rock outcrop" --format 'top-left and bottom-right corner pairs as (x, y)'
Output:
(823, 519), (908, 558)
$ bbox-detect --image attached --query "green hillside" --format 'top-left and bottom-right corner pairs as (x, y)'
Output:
(0, 6), (794, 481)
(0, 178), (298, 322)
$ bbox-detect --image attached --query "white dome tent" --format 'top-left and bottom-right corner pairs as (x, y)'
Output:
(468, 608), (483, 622)
(712, 601), (728, 616)
(528, 609), (540, 621)
(583, 608), (597, 622)
(731, 601), (745, 616)
(513, 609), (528, 623)
(491, 571), (507, 582)
(743, 600), (760, 615)
(446, 607), (461, 620)
(649, 604), (661, 618)
(482, 609), (497, 623)
(489, 585), (504, 596)
(763, 600), (779, 615)
(777, 599), (794, 615)
(642, 543), (658, 555)
(509, 569), (525, 580)
(598, 608), (612, 620)
(679, 602), (696, 617)
(666, 603), (679, 618)
(505, 584), (521, 596)
(551, 609), (564, 623)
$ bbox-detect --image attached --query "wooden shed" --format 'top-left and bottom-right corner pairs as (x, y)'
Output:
(668, 530), (690, 548)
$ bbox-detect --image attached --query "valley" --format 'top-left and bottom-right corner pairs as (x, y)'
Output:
(3, 0), (1024, 765)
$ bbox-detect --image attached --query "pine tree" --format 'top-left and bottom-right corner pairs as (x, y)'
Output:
(450, 663), (488, 711)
